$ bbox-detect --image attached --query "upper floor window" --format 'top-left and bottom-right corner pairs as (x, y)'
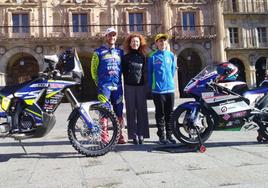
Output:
(129, 13), (143, 32)
(72, 13), (88, 33)
(182, 12), (196, 31)
(257, 27), (267, 43)
(229, 27), (239, 44)
(12, 13), (29, 33)
(232, 0), (238, 12)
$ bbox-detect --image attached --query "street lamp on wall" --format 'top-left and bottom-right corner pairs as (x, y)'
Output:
(187, 49), (192, 61)
(20, 52), (24, 66)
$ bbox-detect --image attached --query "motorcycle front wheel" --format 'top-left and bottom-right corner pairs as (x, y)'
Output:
(68, 104), (120, 157)
(171, 106), (214, 146)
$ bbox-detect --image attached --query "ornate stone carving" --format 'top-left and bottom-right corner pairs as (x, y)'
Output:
(117, 0), (153, 4)
(173, 0), (207, 4)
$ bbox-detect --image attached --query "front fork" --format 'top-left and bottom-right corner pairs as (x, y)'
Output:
(65, 88), (94, 129)
(189, 105), (206, 153)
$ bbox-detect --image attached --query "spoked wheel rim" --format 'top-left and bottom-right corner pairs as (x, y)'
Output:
(68, 105), (119, 157)
(172, 108), (213, 145)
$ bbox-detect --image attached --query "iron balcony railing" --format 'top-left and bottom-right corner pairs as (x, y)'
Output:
(167, 25), (216, 39)
(0, 24), (161, 39)
(223, 0), (268, 14)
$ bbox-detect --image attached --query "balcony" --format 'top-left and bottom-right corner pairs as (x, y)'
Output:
(223, 1), (268, 14)
(167, 25), (216, 40)
(0, 24), (161, 40)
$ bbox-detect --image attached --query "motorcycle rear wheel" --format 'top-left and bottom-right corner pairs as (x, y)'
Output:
(171, 106), (214, 146)
(68, 104), (120, 157)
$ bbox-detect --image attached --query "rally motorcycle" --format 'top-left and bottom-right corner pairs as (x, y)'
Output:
(0, 49), (119, 157)
(171, 65), (268, 152)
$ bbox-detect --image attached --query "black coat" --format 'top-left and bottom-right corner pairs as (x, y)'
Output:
(122, 50), (146, 86)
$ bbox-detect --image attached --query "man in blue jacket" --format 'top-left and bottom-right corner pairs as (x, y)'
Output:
(91, 27), (126, 144)
(148, 33), (176, 144)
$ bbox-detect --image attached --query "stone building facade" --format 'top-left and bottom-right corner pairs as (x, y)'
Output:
(222, 0), (268, 87)
(0, 0), (267, 100)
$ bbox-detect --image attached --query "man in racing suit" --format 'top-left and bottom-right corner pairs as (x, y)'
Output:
(91, 27), (126, 144)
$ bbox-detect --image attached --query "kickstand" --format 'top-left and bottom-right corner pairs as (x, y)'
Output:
(194, 126), (206, 153)
(18, 139), (27, 154)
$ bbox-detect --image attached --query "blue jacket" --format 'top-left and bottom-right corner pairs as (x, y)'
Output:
(148, 50), (176, 94)
(91, 45), (124, 90)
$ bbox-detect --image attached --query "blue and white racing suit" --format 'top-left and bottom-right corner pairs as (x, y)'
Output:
(91, 45), (124, 117)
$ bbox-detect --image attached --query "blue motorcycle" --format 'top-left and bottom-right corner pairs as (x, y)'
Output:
(0, 49), (119, 157)
(171, 65), (268, 152)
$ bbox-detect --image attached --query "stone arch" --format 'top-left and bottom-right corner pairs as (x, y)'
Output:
(174, 43), (211, 97)
(77, 51), (97, 101)
(0, 47), (43, 85)
(175, 43), (212, 67)
(0, 46), (43, 73)
(227, 54), (252, 85)
(229, 58), (246, 82)
(255, 56), (267, 87)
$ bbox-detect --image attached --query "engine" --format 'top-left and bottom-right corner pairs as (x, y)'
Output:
(19, 111), (36, 130)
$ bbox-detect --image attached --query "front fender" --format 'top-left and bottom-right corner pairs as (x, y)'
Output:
(67, 101), (103, 121)
(175, 101), (201, 112)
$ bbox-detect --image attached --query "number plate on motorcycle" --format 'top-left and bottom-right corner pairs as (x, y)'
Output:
(201, 92), (214, 98)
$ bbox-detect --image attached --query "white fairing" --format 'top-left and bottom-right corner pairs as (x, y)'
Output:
(44, 55), (59, 63)
(203, 94), (250, 115)
(211, 101), (250, 115)
(218, 81), (247, 90)
(72, 49), (84, 79)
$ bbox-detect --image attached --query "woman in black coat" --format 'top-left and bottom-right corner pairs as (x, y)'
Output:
(122, 33), (150, 144)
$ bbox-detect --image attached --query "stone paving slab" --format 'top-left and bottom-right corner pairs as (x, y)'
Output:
(1, 103), (268, 188)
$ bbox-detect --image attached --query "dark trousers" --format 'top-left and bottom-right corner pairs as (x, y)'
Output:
(152, 93), (174, 138)
(124, 85), (149, 139)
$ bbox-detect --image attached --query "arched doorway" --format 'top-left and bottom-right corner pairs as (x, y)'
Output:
(6, 53), (39, 85)
(255, 57), (267, 86)
(229, 58), (246, 82)
(79, 53), (97, 101)
(177, 48), (202, 98)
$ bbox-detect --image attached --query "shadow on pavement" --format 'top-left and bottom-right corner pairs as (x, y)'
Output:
(0, 140), (264, 162)
(0, 152), (84, 162)
(0, 140), (71, 147)
(116, 140), (263, 154)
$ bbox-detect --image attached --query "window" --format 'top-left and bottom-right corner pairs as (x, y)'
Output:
(229, 27), (239, 44)
(257, 27), (267, 43)
(182, 12), (196, 31)
(72, 13), (88, 33)
(12, 14), (29, 33)
(129, 13), (143, 32)
(232, 0), (238, 12)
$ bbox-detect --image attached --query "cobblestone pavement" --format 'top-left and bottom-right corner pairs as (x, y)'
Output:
(1, 103), (268, 188)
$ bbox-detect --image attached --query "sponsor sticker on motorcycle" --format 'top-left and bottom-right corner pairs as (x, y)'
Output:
(201, 92), (214, 98)
(231, 111), (247, 118)
(223, 114), (231, 121)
